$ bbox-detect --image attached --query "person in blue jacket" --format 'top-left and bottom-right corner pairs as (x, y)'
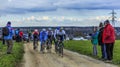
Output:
(4, 21), (14, 54)
(39, 29), (48, 52)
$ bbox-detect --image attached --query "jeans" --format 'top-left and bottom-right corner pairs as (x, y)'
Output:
(93, 45), (97, 56)
(101, 44), (107, 59)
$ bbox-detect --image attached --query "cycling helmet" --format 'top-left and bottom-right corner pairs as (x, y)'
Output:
(57, 27), (60, 30)
(34, 29), (38, 32)
(60, 27), (64, 30)
(42, 28), (46, 31)
(48, 28), (52, 30)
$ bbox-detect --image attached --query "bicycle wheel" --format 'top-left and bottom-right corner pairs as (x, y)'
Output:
(41, 42), (45, 53)
(59, 42), (64, 57)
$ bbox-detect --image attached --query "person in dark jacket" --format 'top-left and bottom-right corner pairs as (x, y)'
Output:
(15, 28), (20, 42)
(98, 22), (107, 60)
(102, 20), (115, 62)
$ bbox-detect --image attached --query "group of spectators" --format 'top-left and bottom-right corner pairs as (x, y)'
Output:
(91, 20), (115, 63)
(2, 21), (29, 54)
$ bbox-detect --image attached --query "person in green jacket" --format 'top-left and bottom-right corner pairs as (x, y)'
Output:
(91, 27), (99, 56)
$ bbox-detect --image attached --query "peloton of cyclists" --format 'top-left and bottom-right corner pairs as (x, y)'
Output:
(32, 27), (66, 54)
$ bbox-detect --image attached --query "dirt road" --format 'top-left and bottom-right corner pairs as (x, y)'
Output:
(20, 43), (118, 67)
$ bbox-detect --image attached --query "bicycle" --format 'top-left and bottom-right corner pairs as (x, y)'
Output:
(41, 41), (46, 53)
(47, 39), (52, 53)
(56, 38), (64, 57)
(33, 38), (38, 50)
(54, 38), (58, 54)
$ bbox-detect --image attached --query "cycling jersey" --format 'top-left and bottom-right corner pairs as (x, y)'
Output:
(47, 31), (53, 39)
(40, 31), (47, 42)
(33, 31), (39, 39)
(57, 30), (66, 41)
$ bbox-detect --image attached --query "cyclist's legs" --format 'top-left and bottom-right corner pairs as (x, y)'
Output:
(58, 40), (64, 56)
(40, 41), (45, 52)
(35, 39), (38, 48)
(33, 39), (36, 49)
(61, 41), (64, 56)
(48, 38), (52, 48)
(55, 40), (58, 52)
(40, 41), (43, 51)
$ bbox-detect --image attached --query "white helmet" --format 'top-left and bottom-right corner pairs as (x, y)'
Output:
(34, 29), (38, 32)
(42, 28), (46, 31)
(48, 28), (52, 30)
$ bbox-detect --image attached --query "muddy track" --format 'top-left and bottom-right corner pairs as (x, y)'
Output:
(20, 43), (118, 67)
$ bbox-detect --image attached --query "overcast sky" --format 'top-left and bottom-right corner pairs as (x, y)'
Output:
(0, 0), (120, 27)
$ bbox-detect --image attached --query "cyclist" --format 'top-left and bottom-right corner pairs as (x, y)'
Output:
(46, 28), (53, 52)
(33, 29), (39, 50)
(57, 27), (66, 57)
(54, 27), (60, 53)
(39, 29), (47, 53)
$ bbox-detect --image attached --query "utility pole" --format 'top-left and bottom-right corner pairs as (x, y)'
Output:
(110, 10), (117, 27)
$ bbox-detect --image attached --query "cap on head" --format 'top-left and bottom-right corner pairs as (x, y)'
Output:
(7, 21), (11, 25)
(104, 20), (110, 24)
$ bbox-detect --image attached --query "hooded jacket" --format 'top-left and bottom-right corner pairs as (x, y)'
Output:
(102, 24), (115, 43)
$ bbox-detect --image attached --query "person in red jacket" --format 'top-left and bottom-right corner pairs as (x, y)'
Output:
(102, 20), (115, 62)
(19, 30), (23, 42)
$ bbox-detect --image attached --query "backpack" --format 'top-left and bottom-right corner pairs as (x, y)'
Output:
(2, 27), (9, 36)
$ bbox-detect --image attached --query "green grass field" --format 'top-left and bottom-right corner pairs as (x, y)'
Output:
(0, 42), (24, 67)
(64, 40), (120, 65)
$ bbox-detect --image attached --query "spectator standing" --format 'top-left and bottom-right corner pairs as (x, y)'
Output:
(15, 28), (20, 42)
(3, 21), (14, 54)
(98, 22), (107, 60)
(102, 20), (115, 62)
(91, 27), (99, 56)
(19, 30), (24, 42)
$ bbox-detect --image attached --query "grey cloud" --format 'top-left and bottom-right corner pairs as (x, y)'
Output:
(0, 0), (120, 14)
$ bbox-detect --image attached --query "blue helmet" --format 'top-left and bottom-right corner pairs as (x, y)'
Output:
(57, 27), (60, 30)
